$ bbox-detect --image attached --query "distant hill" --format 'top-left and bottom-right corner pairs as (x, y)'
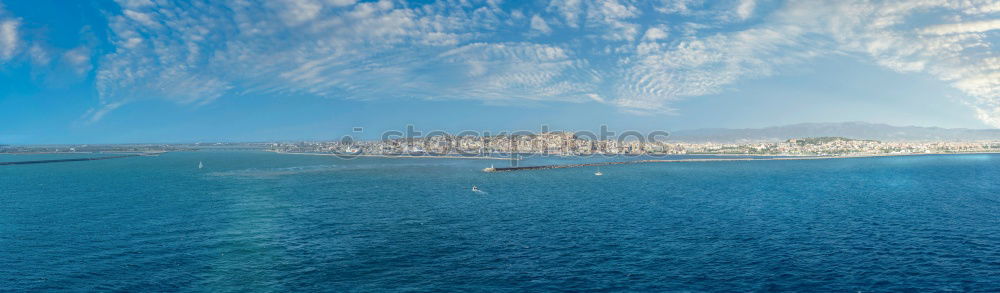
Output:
(788, 137), (874, 145)
(668, 122), (1000, 143)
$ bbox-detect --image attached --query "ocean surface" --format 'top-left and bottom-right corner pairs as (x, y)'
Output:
(2, 151), (998, 291)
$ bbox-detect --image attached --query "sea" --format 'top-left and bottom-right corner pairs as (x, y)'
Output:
(1, 151), (998, 291)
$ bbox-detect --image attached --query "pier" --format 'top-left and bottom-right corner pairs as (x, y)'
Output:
(0, 154), (151, 166)
(484, 160), (653, 172)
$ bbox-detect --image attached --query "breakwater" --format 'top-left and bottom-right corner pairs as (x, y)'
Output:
(0, 154), (145, 166)
(274, 151), (510, 160)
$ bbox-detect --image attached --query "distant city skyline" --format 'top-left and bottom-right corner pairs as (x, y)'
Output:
(1, 0), (998, 144)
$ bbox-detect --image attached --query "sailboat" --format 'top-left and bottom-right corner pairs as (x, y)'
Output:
(198, 161), (204, 169)
(594, 167), (603, 176)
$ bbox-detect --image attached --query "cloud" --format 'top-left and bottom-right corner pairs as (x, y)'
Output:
(530, 14), (552, 35)
(122, 9), (158, 28)
(94, 0), (582, 121)
(654, 0), (749, 22)
(0, 18), (19, 61)
(641, 26), (668, 41)
(735, 0), (755, 20)
(274, 0), (324, 25)
(29, 45), (50, 65)
(436, 42), (597, 102)
(784, 0), (1000, 126)
(921, 19), (1000, 35)
(617, 25), (813, 112)
(116, 0), (154, 8)
(80, 0), (1000, 128)
(327, 0), (356, 7)
(585, 0), (639, 42)
(547, 0), (583, 28)
(81, 101), (124, 123)
(62, 46), (92, 75)
(611, 0), (1000, 125)
(654, 0), (701, 15)
(0, 7), (101, 84)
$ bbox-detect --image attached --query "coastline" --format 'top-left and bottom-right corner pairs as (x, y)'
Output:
(270, 149), (1000, 172)
(483, 152), (1000, 172)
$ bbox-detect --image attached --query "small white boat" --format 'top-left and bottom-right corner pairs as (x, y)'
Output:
(594, 168), (603, 176)
(198, 161), (204, 169)
(472, 185), (479, 192)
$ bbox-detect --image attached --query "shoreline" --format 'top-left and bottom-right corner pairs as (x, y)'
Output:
(270, 150), (1000, 173)
(274, 150), (1000, 161)
(482, 152), (1000, 172)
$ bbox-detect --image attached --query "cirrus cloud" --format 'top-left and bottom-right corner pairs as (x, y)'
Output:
(0, 15), (20, 61)
(82, 0), (1000, 128)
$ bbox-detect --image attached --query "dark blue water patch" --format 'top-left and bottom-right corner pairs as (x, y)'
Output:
(1, 151), (998, 291)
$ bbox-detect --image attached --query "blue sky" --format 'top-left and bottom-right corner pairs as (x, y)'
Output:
(0, 0), (998, 144)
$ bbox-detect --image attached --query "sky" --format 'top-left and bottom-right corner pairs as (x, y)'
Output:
(0, 0), (998, 144)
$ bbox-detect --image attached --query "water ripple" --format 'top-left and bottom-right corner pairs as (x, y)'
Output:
(1, 152), (998, 291)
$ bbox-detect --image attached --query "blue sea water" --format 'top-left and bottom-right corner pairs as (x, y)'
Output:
(1, 151), (998, 291)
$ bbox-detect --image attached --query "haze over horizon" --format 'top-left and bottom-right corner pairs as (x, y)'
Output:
(1, 0), (998, 144)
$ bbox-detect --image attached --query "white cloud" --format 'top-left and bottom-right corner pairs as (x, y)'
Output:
(736, 0), (755, 20)
(0, 19), (19, 61)
(116, 0), (154, 9)
(275, 0), (324, 25)
(585, 0), (639, 42)
(547, 0), (583, 28)
(654, 0), (701, 15)
(510, 9), (525, 20)
(606, 0), (1000, 126)
(642, 27), (668, 41)
(95, 0), (582, 121)
(122, 10), (158, 28)
(815, 1), (999, 126)
(83, 0), (1000, 128)
(436, 42), (597, 102)
(29, 45), (50, 66)
(122, 37), (142, 48)
(326, 0), (356, 7)
(617, 25), (812, 112)
(62, 46), (92, 75)
(530, 15), (552, 35)
(921, 19), (1000, 35)
(82, 102), (124, 124)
